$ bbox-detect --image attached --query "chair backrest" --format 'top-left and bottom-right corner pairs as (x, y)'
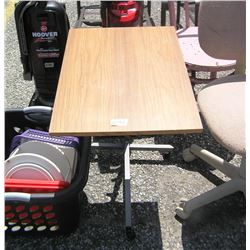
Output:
(198, 1), (246, 73)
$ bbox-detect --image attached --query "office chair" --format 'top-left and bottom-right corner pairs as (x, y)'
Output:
(161, 1), (236, 85)
(175, 1), (246, 219)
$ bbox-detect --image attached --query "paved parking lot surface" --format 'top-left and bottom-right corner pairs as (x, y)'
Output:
(4, 1), (245, 249)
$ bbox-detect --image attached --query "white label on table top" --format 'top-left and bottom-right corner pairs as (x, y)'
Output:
(110, 119), (128, 126)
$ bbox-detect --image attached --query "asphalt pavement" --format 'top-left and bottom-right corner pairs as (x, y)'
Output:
(4, 1), (246, 249)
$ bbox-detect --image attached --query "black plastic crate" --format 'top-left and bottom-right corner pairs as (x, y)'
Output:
(5, 106), (91, 234)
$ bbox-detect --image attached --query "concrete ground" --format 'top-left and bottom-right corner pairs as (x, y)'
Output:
(4, 1), (245, 249)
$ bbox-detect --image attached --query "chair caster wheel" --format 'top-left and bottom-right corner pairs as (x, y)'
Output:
(162, 152), (171, 161)
(182, 148), (196, 162)
(175, 198), (191, 219)
(126, 227), (136, 240)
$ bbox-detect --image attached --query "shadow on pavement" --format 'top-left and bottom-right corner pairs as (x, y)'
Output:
(5, 195), (163, 250)
(179, 192), (246, 250)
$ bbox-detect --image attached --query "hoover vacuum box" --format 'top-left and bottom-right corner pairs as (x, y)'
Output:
(5, 107), (91, 234)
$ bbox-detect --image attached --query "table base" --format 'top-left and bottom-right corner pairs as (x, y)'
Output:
(91, 142), (174, 240)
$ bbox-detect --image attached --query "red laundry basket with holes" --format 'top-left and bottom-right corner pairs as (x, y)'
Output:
(5, 107), (91, 234)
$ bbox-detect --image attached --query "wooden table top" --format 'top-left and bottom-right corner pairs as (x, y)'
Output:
(49, 27), (203, 136)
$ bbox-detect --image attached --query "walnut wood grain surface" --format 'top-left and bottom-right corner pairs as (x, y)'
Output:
(49, 27), (203, 136)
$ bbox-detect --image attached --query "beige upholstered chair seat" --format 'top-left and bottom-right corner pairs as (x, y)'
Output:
(198, 75), (245, 155)
(175, 1), (245, 220)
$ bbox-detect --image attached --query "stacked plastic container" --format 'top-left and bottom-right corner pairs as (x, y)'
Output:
(5, 107), (91, 233)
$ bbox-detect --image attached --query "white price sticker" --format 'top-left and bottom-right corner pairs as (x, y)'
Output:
(110, 119), (128, 126)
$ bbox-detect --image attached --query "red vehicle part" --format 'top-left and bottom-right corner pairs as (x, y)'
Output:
(102, 1), (143, 27)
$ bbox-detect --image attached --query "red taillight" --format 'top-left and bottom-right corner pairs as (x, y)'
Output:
(110, 1), (140, 23)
